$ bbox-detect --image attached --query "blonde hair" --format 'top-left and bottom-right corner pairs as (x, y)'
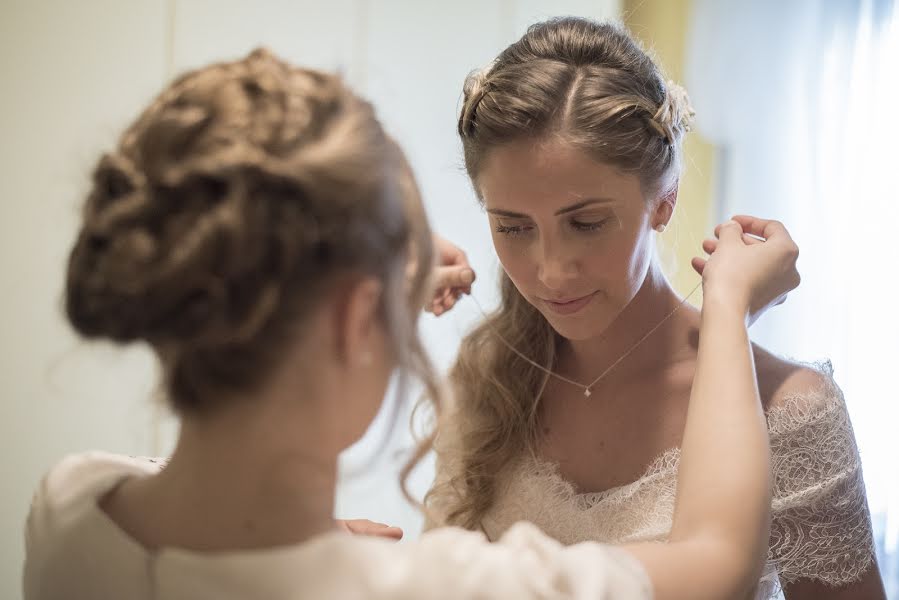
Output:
(426, 18), (694, 530)
(65, 49), (442, 496)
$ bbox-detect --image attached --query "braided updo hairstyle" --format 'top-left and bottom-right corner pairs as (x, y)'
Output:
(427, 18), (695, 530)
(66, 49), (437, 419)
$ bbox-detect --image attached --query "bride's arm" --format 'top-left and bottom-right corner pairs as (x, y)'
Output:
(623, 217), (799, 600)
(624, 294), (769, 600)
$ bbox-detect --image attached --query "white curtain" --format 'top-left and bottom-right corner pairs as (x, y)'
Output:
(687, 0), (899, 595)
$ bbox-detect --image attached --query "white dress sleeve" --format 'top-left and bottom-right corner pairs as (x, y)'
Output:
(25, 453), (652, 600)
(300, 522), (654, 599)
(765, 364), (876, 590)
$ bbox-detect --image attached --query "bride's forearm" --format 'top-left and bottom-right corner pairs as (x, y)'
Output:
(671, 294), (770, 557)
(623, 296), (771, 599)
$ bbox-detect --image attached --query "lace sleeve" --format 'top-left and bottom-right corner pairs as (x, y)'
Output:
(766, 363), (876, 589)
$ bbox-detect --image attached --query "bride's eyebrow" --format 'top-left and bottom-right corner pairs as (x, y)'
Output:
(486, 198), (616, 218)
(486, 208), (531, 218)
(554, 198), (616, 215)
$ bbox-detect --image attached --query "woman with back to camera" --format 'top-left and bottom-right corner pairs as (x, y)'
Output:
(26, 48), (798, 599)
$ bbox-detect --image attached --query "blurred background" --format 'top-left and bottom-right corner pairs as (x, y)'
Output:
(1, 0), (896, 598)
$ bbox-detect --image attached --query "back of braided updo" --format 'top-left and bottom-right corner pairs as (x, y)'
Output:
(66, 49), (435, 415)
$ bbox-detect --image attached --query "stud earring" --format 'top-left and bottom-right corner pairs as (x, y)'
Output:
(655, 223), (667, 233)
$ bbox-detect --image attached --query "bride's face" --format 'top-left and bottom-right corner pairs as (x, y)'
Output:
(478, 139), (660, 341)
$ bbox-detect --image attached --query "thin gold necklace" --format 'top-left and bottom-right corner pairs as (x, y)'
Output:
(467, 281), (702, 397)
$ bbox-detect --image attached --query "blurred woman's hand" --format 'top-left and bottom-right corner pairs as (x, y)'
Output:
(336, 519), (404, 540)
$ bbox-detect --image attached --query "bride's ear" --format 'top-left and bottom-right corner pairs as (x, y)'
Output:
(653, 187), (678, 231)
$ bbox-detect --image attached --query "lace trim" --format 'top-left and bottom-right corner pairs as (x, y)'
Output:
(483, 362), (875, 598)
(764, 363), (875, 591)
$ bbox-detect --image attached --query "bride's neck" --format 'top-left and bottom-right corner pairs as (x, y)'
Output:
(560, 262), (697, 384)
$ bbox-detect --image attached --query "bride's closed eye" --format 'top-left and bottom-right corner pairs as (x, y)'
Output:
(569, 217), (614, 233)
(494, 216), (615, 237)
(495, 222), (534, 236)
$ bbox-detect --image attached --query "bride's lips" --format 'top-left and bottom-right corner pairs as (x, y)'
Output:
(541, 291), (598, 315)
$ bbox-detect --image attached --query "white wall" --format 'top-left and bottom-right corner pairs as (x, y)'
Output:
(0, 1), (619, 597)
(0, 2), (170, 597)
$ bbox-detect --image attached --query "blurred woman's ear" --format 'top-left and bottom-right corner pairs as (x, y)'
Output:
(335, 278), (384, 368)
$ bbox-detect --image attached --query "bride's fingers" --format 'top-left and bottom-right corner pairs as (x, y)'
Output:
(742, 233), (764, 245)
(434, 291), (452, 314)
(443, 294), (459, 311)
(430, 286), (465, 316)
(691, 256), (707, 275)
(705, 233), (763, 254)
(730, 215), (788, 240)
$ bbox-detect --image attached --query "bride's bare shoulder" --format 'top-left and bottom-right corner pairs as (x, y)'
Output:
(751, 344), (833, 411)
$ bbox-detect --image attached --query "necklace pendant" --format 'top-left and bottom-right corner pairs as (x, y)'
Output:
(583, 387), (592, 398)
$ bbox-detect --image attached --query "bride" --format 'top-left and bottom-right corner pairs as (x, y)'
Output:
(425, 17), (885, 600)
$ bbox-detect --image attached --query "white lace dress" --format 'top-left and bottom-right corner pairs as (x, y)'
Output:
(433, 363), (876, 599)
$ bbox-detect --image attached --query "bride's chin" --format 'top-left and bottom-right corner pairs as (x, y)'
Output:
(541, 315), (609, 342)
(553, 325), (603, 342)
